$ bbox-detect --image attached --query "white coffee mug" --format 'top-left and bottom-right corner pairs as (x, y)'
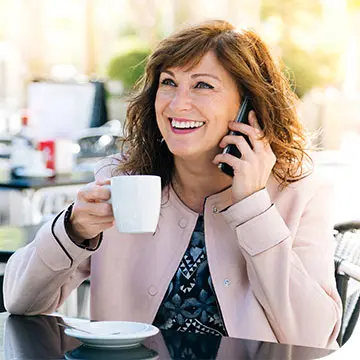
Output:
(105, 175), (161, 233)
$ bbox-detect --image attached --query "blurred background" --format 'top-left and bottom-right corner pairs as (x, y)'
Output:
(0, 0), (360, 144)
(0, 0), (359, 225)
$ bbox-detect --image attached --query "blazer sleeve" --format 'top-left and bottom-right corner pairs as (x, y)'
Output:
(221, 177), (342, 349)
(3, 211), (93, 315)
(3, 154), (122, 315)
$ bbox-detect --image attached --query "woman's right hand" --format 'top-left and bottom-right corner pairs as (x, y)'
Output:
(69, 179), (114, 240)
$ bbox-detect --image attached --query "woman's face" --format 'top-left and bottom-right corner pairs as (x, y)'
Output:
(155, 51), (241, 160)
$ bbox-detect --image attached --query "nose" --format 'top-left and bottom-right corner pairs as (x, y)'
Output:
(168, 86), (192, 112)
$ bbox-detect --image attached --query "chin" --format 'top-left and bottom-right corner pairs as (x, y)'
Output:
(167, 146), (197, 159)
(168, 144), (216, 162)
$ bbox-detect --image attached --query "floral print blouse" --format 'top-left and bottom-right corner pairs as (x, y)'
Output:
(153, 215), (227, 336)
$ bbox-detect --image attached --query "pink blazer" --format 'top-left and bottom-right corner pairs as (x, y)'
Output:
(3, 156), (342, 349)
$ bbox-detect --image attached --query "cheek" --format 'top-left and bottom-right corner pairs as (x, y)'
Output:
(154, 93), (162, 113)
(207, 105), (232, 130)
(155, 99), (165, 124)
(154, 97), (162, 127)
(207, 109), (233, 142)
(155, 92), (172, 116)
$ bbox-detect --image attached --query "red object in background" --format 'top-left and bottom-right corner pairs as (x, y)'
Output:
(21, 112), (29, 127)
(38, 140), (55, 170)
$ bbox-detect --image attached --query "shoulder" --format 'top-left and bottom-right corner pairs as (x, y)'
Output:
(270, 165), (333, 206)
(288, 166), (332, 196)
(269, 166), (335, 227)
(93, 153), (125, 181)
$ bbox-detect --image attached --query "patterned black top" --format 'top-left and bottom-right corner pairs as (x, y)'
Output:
(153, 215), (227, 336)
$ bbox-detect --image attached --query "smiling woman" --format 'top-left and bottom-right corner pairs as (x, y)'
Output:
(4, 20), (342, 351)
(120, 20), (312, 192)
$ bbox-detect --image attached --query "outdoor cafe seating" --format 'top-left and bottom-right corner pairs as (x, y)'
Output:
(334, 221), (360, 346)
(0, 80), (122, 320)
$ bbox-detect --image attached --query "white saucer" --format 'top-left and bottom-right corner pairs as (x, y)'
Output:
(63, 320), (159, 349)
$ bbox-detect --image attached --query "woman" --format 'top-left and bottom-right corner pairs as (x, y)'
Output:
(4, 20), (341, 349)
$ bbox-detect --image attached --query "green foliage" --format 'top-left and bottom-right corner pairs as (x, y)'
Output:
(280, 42), (342, 98)
(261, 0), (342, 98)
(107, 48), (151, 91)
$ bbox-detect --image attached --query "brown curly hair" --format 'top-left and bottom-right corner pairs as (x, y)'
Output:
(117, 19), (312, 189)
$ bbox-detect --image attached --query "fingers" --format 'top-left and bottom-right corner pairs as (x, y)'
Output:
(219, 134), (254, 160)
(213, 153), (246, 174)
(215, 109), (275, 171)
(69, 178), (115, 239)
(78, 181), (111, 203)
(95, 178), (111, 186)
(70, 200), (114, 239)
(76, 202), (113, 217)
(228, 111), (266, 152)
(89, 214), (114, 224)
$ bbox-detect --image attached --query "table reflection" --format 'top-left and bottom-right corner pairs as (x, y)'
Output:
(4, 314), (79, 359)
(3, 314), (334, 360)
(65, 344), (159, 360)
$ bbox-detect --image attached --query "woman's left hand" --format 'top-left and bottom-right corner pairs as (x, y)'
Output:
(213, 110), (276, 204)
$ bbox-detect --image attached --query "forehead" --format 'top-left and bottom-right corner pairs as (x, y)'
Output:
(163, 51), (229, 76)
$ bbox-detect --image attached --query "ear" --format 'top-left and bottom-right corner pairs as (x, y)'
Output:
(249, 110), (262, 130)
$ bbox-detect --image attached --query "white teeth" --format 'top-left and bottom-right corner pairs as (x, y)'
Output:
(171, 119), (204, 129)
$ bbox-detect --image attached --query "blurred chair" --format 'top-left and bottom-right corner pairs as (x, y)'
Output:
(73, 120), (122, 174)
(56, 289), (79, 318)
(30, 185), (82, 224)
(334, 221), (360, 346)
(77, 279), (90, 319)
(75, 120), (122, 157)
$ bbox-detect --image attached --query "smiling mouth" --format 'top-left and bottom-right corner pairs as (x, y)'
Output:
(169, 118), (205, 129)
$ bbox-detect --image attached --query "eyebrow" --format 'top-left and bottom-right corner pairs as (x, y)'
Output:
(161, 70), (222, 82)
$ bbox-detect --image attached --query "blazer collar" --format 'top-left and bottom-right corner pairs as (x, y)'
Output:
(163, 174), (280, 215)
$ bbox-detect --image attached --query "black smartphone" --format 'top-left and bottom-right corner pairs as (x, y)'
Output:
(218, 96), (253, 177)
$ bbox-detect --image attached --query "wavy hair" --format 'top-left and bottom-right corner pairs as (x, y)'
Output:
(117, 20), (312, 189)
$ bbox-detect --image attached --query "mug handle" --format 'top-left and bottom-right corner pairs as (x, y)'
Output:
(103, 184), (112, 204)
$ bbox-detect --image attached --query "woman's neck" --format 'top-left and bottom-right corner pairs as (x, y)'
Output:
(172, 156), (232, 213)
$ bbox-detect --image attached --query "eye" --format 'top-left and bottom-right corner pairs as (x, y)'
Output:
(195, 81), (214, 89)
(160, 78), (176, 87)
